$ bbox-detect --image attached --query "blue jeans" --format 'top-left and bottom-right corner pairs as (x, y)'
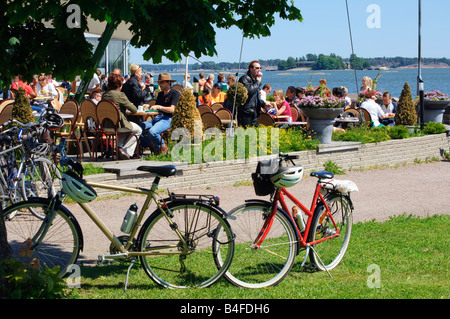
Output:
(31, 104), (47, 114)
(139, 115), (171, 149)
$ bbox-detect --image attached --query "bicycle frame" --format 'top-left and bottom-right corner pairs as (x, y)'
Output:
(79, 180), (189, 259)
(253, 181), (340, 250)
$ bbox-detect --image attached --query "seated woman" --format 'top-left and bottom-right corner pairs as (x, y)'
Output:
(32, 74), (58, 113)
(272, 89), (292, 122)
(102, 73), (143, 160)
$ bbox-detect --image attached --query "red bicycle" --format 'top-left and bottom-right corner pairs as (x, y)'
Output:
(215, 153), (358, 288)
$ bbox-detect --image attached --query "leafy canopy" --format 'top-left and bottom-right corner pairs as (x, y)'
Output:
(0, 0), (302, 87)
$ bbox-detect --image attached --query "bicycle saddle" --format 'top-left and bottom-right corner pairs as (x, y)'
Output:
(137, 165), (177, 177)
(310, 170), (334, 179)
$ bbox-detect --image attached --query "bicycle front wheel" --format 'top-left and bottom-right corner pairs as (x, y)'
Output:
(307, 193), (353, 271)
(217, 202), (298, 288)
(137, 201), (235, 288)
(2, 198), (82, 277)
(21, 158), (61, 219)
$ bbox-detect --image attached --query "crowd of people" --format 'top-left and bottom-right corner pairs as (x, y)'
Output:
(4, 62), (398, 161)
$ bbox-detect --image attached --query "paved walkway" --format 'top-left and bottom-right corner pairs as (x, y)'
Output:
(64, 160), (450, 264)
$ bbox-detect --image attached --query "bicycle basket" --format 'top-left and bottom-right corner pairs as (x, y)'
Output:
(251, 158), (280, 196)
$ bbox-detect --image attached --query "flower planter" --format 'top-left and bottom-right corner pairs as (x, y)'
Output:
(423, 100), (450, 123)
(300, 108), (343, 144)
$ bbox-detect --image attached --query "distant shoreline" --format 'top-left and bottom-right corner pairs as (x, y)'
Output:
(142, 64), (449, 75)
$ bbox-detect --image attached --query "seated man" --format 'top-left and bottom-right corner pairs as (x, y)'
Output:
(360, 91), (393, 127)
(122, 64), (151, 107)
(380, 92), (397, 126)
(140, 73), (180, 155)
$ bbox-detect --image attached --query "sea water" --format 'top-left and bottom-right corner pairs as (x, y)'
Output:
(170, 68), (450, 99)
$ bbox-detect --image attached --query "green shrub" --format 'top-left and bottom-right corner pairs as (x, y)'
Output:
(12, 87), (35, 125)
(332, 124), (390, 144)
(422, 122), (447, 134)
(387, 125), (410, 139)
(394, 82), (417, 126)
(323, 160), (345, 175)
(0, 258), (68, 299)
(170, 88), (202, 137)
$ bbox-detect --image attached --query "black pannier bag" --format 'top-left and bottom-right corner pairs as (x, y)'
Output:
(251, 158), (280, 196)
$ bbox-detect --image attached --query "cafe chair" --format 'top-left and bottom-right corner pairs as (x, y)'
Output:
(290, 106), (300, 122)
(198, 105), (213, 115)
(211, 103), (223, 112)
(97, 100), (140, 161)
(172, 84), (183, 92)
(257, 113), (275, 126)
(53, 100), (82, 161)
(80, 99), (100, 161)
(201, 112), (222, 130)
(358, 108), (372, 125)
(215, 108), (232, 121)
(0, 102), (14, 129)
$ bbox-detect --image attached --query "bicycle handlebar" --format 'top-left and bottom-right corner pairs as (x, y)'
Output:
(278, 153), (299, 165)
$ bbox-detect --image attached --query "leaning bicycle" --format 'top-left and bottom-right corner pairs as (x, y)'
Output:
(2, 139), (235, 289)
(214, 153), (358, 288)
(0, 116), (62, 218)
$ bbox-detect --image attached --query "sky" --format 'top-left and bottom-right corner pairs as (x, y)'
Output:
(128, 0), (450, 65)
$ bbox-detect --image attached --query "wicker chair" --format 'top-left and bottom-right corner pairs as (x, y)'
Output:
(198, 105), (213, 115)
(0, 102), (14, 128)
(97, 100), (139, 160)
(80, 99), (100, 161)
(53, 100), (82, 161)
(201, 112), (222, 130)
(211, 103), (223, 112)
(257, 113), (275, 126)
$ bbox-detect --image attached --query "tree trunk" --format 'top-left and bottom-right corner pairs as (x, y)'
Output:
(0, 207), (13, 261)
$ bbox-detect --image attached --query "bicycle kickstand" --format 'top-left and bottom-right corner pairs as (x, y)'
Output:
(302, 244), (332, 278)
(124, 257), (137, 293)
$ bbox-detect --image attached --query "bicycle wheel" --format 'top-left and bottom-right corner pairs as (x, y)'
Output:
(137, 201), (235, 288)
(21, 158), (61, 219)
(217, 202), (298, 288)
(307, 193), (353, 271)
(2, 198), (82, 277)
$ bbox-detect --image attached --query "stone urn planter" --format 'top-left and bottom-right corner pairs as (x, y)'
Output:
(423, 100), (450, 123)
(300, 108), (343, 144)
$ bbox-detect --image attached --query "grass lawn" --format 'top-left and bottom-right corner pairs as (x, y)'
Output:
(68, 214), (449, 300)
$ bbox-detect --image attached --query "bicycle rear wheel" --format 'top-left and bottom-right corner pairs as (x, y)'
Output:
(307, 193), (353, 271)
(137, 201), (235, 288)
(216, 202), (298, 288)
(2, 198), (82, 277)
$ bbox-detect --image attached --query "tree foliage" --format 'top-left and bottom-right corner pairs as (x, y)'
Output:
(0, 0), (302, 88)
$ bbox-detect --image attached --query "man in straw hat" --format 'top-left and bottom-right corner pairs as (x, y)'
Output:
(140, 73), (181, 155)
(122, 64), (151, 107)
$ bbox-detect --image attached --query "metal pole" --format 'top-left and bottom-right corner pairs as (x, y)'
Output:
(418, 0), (424, 129)
(74, 21), (118, 104)
(184, 55), (189, 88)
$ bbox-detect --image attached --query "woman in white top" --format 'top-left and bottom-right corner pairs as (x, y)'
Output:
(32, 75), (58, 113)
(35, 75), (58, 98)
(360, 91), (393, 127)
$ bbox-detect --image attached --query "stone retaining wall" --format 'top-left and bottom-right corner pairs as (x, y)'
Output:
(85, 133), (450, 197)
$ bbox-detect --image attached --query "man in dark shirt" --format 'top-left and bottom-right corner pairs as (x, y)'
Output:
(122, 64), (150, 107)
(238, 60), (263, 127)
(140, 73), (180, 155)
